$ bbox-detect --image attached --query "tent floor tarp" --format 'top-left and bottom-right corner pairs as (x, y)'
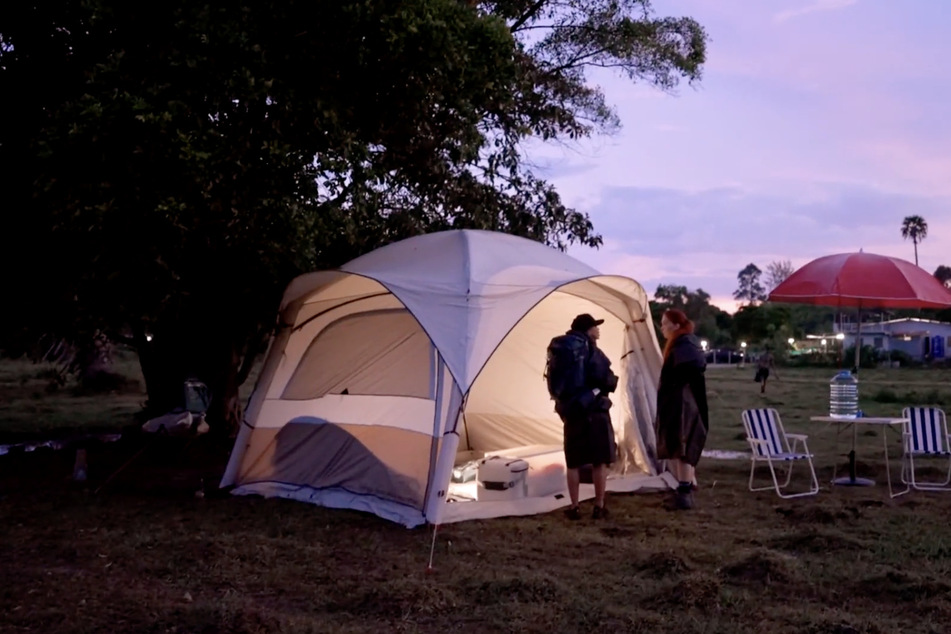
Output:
(439, 472), (676, 524)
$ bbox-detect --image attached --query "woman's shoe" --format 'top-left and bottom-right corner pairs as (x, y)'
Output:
(564, 505), (582, 520)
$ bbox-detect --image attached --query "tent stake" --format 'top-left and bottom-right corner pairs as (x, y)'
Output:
(426, 523), (439, 572)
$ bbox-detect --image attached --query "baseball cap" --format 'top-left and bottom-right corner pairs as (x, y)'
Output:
(571, 313), (604, 331)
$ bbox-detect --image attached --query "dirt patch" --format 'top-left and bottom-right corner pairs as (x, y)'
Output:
(720, 550), (800, 586)
(852, 569), (951, 603)
(635, 551), (691, 578)
(776, 505), (861, 524)
(649, 573), (723, 610)
(465, 575), (564, 605)
(767, 529), (866, 554)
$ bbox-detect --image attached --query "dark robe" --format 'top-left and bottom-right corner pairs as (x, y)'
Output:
(656, 333), (709, 466)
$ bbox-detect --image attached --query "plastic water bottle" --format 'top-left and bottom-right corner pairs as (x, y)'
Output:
(829, 370), (859, 419)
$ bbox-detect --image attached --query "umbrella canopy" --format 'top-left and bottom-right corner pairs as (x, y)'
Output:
(768, 252), (951, 310)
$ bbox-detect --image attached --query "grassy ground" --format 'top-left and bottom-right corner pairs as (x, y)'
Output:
(2, 360), (951, 633)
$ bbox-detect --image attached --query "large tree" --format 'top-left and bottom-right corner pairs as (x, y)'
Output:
(0, 0), (707, 432)
(764, 259), (795, 292)
(733, 263), (766, 306)
(901, 215), (928, 266)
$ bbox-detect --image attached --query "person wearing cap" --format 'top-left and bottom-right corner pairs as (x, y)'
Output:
(556, 313), (619, 520)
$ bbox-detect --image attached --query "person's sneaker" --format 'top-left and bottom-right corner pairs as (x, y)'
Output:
(564, 505), (582, 520)
(592, 505), (609, 520)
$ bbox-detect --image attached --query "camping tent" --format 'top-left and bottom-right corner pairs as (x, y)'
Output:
(221, 230), (673, 527)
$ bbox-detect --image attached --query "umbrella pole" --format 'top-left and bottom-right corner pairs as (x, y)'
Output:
(853, 307), (862, 372)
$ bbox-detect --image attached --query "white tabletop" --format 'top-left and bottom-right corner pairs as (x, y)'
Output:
(810, 416), (908, 424)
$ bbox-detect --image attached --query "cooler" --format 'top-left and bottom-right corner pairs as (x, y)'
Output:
(485, 444), (566, 497)
(476, 456), (529, 501)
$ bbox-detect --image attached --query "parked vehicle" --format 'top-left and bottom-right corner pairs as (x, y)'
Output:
(705, 348), (744, 364)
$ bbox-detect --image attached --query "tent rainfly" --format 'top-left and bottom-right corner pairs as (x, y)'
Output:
(221, 230), (674, 527)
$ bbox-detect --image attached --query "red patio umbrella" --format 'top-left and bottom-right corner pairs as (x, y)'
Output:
(769, 252), (951, 369)
(768, 251), (951, 487)
(768, 251), (951, 310)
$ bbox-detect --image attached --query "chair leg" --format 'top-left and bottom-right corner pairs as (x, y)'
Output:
(780, 460), (796, 488)
(749, 460), (778, 492)
(908, 454), (951, 491)
(770, 458), (817, 499)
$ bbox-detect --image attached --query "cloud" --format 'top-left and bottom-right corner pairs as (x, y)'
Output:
(566, 182), (951, 313)
(773, 0), (858, 23)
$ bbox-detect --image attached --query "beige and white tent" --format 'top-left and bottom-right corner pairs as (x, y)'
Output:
(221, 230), (674, 527)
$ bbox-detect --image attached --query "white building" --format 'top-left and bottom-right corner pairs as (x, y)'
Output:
(835, 317), (951, 362)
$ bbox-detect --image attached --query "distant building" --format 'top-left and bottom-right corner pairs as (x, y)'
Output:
(834, 318), (951, 362)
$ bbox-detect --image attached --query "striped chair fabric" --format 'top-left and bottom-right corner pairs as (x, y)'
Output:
(744, 408), (802, 459)
(903, 407), (950, 455)
(899, 407), (951, 492)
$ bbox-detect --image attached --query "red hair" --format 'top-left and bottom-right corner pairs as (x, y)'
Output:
(662, 309), (695, 360)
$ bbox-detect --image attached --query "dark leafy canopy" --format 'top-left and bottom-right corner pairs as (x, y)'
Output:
(935, 266), (951, 287)
(0, 0), (707, 428)
(650, 285), (733, 347)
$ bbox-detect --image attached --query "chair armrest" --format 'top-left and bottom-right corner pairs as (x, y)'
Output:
(786, 434), (808, 441)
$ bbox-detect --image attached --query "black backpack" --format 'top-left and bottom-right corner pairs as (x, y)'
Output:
(545, 333), (588, 402)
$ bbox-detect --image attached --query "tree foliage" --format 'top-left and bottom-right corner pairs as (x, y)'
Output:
(0, 0), (708, 430)
(733, 263), (766, 306)
(901, 215), (928, 266)
(764, 259), (795, 292)
(650, 285), (732, 346)
(934, 265), (951, 288)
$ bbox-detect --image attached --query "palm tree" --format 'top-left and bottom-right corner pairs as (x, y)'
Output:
(901, 215), (928, 266)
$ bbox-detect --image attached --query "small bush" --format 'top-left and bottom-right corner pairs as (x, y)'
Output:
(901, 389), (947, 406)
(871, 388), (899, 403)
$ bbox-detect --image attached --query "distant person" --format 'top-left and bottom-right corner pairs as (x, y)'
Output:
(656, 309), (709, 510)
(546, 313), (619, 520)
(755, 347), (778, 394)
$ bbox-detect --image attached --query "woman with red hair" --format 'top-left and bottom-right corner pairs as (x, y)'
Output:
(656, 309), (709, 510)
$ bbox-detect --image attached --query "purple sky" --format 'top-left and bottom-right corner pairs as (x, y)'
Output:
(533, 0), (951, 313)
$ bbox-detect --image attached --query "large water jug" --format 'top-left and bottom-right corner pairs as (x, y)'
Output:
(829, 370), (858, 418)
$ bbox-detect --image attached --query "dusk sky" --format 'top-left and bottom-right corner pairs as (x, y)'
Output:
(534, 0), (951, 313)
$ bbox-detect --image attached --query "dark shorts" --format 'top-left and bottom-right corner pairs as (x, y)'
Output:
(563, 410), (617, 469)
(755, 368), (770, 382)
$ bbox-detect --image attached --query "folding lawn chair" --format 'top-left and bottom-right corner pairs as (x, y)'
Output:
(900, 407), (951, 492)
(741, 408), (819, 499)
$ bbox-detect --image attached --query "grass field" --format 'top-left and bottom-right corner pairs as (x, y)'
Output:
(2, 359), (951, 633)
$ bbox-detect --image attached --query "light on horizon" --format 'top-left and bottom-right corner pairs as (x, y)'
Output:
(836, 333), (845, 341)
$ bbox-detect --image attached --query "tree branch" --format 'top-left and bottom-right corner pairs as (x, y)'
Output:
(510, 0), (548, 32)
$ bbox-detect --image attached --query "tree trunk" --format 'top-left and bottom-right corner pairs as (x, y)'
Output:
(134, 320), (267, 437)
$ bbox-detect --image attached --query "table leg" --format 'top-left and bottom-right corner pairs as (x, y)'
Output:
(833, 421), (874, 487)
(886, 423), (910, 498)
